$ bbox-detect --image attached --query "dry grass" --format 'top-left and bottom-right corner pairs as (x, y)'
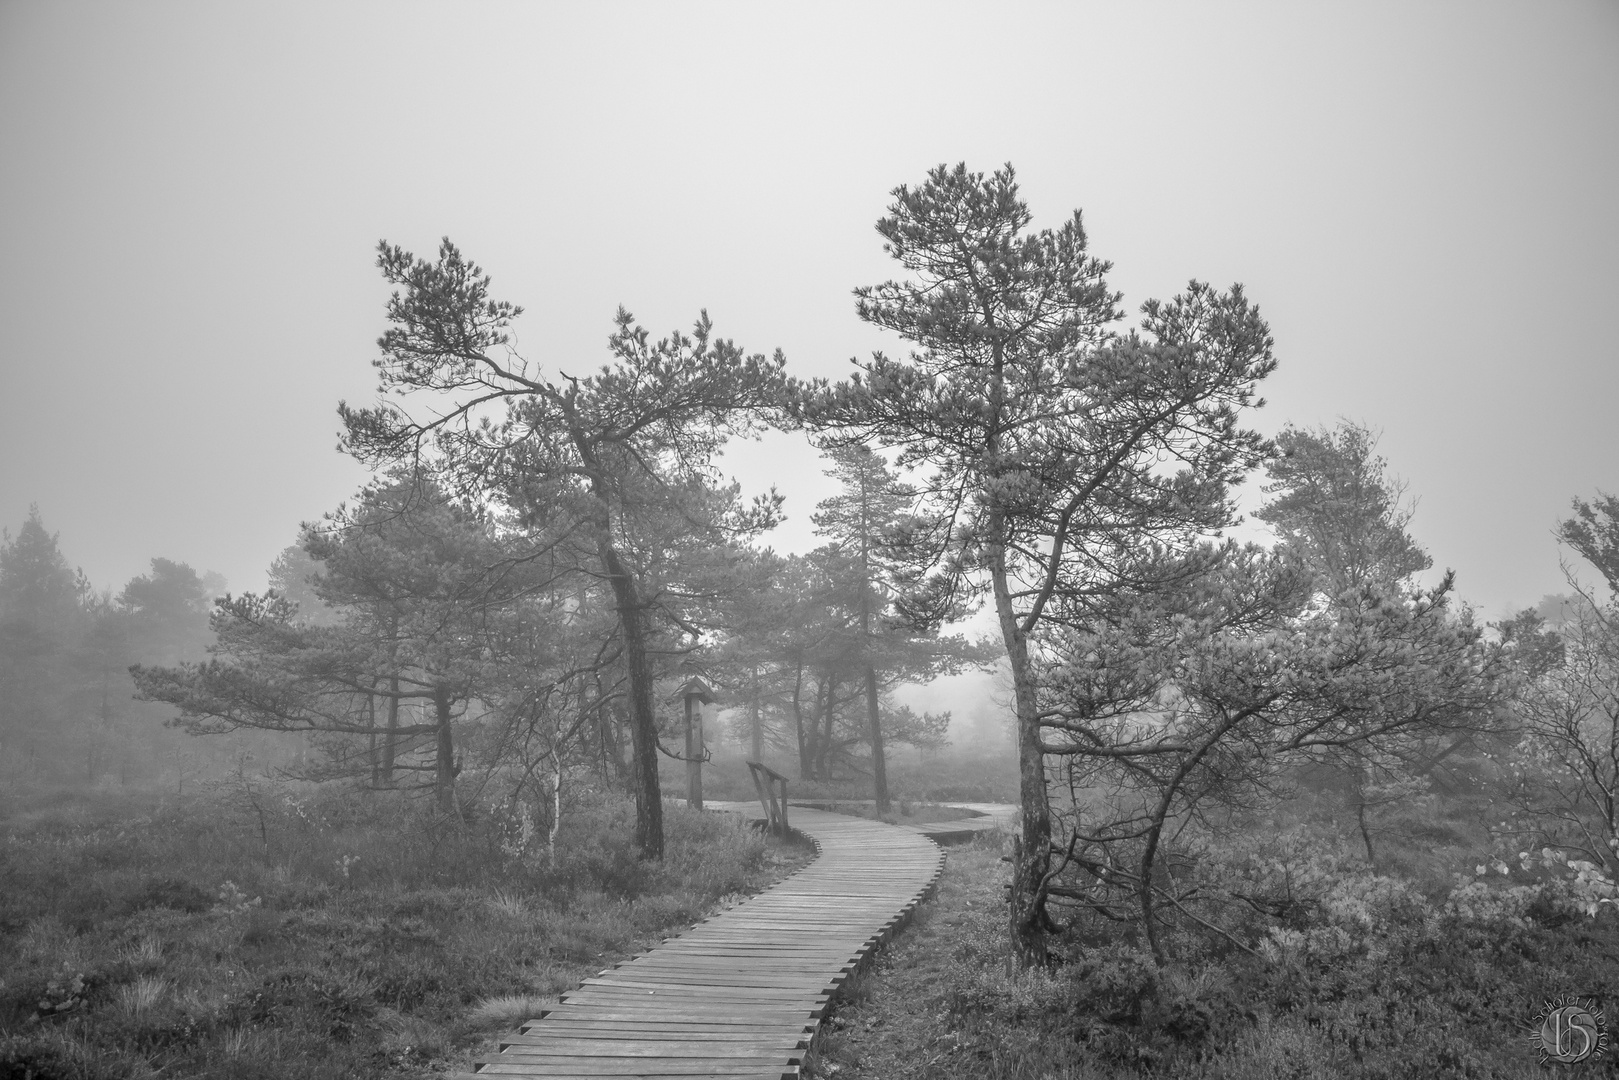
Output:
(484, 889), (530, 917)
(114, 976), (168, 1018)
(0, 782), (814, 1079)
(466, 993), (557, 1029)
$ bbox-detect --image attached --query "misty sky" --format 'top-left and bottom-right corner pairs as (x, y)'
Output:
(1, 2), (1616, 623)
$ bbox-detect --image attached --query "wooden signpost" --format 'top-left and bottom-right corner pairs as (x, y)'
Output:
(675, 675), (716, 811)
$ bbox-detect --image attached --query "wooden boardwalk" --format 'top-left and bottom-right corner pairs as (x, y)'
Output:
(902, 803), (1016, 844)
(459, 807), (944, 1080)
(783, 799), (1017, 844)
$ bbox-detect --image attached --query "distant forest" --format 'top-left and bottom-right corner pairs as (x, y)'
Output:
(0, 507), (273, 790)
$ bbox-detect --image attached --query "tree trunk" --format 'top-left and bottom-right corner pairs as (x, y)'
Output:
(365, 688), (379, 786)
(382, 676), (400, 784)
(1138, 811), (1168, 966)
(856, 460), (889, 814)
(866, 665), (888, 814)
(433, 683), (455, 812)
(382, 613), (401, 785)
(547, 752), (563, 869)
(812, 675), (832, 780)
(1136, 725), (1238, 966)
(684, 693), (703, 810)
(1354, 769), (1377, 867)
(578, 672), (602, 782)
(595, 667), (629, 786)
(601, 541), (664, 860)
(792, 659), (810, 779)
(749, 665), (763, 763)
(990, 525), (1054, 969)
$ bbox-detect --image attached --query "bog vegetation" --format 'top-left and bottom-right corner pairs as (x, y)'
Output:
(2, 162), (1617, 1078)
(0, 783), (811, 1078)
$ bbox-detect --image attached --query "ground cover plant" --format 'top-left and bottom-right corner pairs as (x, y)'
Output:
(813, 815), (1619, 1080)
(0, 781), (813, 1080)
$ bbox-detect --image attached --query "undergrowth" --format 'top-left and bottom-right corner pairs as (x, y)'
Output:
(815, 826), (1619, 1080)
(0, 781), (811, 1079)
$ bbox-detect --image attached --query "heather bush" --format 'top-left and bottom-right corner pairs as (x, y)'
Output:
(896, 815), (1619, 1080)
(0, 783), (803, 1079)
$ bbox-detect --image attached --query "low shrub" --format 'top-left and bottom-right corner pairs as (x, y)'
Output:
(0, 782), (809, 1078)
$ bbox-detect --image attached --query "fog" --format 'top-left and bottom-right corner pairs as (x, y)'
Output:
(3, 12), (1618, 1072)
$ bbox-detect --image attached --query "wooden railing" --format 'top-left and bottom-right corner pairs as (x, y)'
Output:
(745, 760), (790, 835)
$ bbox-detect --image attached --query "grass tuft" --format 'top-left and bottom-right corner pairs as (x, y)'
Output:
(466, 994), (557, 1029)
(115, 976), (168, 1018)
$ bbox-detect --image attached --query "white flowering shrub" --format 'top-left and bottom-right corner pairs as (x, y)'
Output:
(214, 880), (262, 915)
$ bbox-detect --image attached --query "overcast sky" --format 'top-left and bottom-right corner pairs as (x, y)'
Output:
(2, 1), (1615, 622)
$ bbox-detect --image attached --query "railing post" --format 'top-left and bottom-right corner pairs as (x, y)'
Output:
(746, 760), (791, 836)
(748, 762), (773, 830)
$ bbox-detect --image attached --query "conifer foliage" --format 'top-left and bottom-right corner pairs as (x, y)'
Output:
(335, 240), (792, 859)
(808, 163), (1278, 964)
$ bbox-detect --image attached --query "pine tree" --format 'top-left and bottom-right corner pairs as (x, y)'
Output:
(808, 164), (1275, 964)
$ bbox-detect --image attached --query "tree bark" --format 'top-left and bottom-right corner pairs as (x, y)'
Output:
(600, 540), (664, 860)
(1138, 809), (1167, 966)
(866, 665), (889, 814)
(991, 518), (1054, 968)
(814, 675), (834, 779)
(792, 659), (810, 779)
(856, 457), (889, 813)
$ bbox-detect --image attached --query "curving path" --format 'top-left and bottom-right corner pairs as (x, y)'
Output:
(459, 807), (944, 1080)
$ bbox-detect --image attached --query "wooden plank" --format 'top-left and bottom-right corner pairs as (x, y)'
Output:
(469, 808), (943, 1079)
(473, 1065), (794, 1077)
(522, 1020), (814, 1036)
(491, 1051), (803, 1068)
(502, 1037), (802, 1049)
